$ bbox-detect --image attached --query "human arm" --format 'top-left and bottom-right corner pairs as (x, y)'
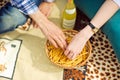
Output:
(64, 0), (120, 59)
(29, 10), (66, 49)
(10, 0), (67, 49)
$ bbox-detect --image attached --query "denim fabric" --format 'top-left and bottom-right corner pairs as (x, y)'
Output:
(0, 0), (42, 34)
(74, 0), (120, 62)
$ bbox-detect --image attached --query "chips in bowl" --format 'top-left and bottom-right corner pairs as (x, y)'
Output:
(46, 30), (92, 69)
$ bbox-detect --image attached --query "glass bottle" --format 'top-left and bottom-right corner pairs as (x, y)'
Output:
(62, 0), (76, 29)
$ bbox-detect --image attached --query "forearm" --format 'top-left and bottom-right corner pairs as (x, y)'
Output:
(90, 0), (119, 29)
(81, 0), (119, 39)
(29, 9), (48, 29)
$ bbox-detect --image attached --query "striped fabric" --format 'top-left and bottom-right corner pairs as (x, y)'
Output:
(10, 0), (38, 15)
(113, 0), (120, 7)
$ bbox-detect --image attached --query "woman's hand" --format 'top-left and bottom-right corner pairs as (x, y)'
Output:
(64, 26), (93, 59)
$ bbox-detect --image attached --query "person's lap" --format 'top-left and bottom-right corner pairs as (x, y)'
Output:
(0, 0), (42, 34)
(74, 0), (120, 62)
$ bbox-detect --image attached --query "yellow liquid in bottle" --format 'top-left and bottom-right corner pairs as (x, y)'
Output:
(62, 0), (76, 29)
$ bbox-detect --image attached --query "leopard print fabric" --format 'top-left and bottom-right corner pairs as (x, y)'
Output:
(86, 30), (120, 80)
(63, 30), (120, 80)
(64, 66), (87, 80)
(0, 0), (9, 9)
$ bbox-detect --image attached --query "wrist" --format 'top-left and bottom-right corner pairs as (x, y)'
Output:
(88, 22), (99, 33)
(29, 10), (48, 29)
(80, 25), (95, 40)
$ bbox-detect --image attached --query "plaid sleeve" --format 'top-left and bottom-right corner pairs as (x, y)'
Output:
(10, 0), (38, 15)
(113, 0), (120, 7)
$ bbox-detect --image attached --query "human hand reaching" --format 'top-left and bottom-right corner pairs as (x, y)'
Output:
(39, 18), (67, 50)
(29, 2), (67, 50)
(32, 14), (67, 50)
(64, 26), (93, 59)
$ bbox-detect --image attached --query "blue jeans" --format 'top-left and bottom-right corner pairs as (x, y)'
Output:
(74, 0), (120, 62)
(0, 0), (42, 34)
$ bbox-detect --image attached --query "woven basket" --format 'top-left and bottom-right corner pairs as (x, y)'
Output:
(46, 30), (92, 69)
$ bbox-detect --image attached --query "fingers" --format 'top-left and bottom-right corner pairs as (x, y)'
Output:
(48, 36), (58, 48)
(64, 50), (74, 59)
(60, 31), (66, 40)
(67, 51), (74, 59)
(64, 47), (79, 60)
(57, 29), (67, 49)
(57, 30), (67, 50)
(49, 32), (67, 50)
(58, 34), (67, 50)
(64, 48), (69, 56)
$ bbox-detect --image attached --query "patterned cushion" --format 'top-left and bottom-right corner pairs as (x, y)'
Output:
(0, 0), (9, 9)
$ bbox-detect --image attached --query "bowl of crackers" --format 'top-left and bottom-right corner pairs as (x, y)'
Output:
(46, 30), (92, 69)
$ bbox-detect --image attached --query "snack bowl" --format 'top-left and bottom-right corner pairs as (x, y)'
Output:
(46, 30), (92, 69)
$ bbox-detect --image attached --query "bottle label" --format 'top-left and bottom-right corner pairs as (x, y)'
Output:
(44, 0), (55, 2)
(63, 18), (76, 29)
(65, 8), (76, 14)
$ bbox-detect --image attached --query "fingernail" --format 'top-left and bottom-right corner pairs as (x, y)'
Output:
(55, 45), (58, 48)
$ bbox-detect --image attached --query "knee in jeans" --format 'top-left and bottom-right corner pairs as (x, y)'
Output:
(0, 16), (17, 33)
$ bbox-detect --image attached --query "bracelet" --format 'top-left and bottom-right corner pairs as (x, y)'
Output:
(88, 22), (99, 33)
